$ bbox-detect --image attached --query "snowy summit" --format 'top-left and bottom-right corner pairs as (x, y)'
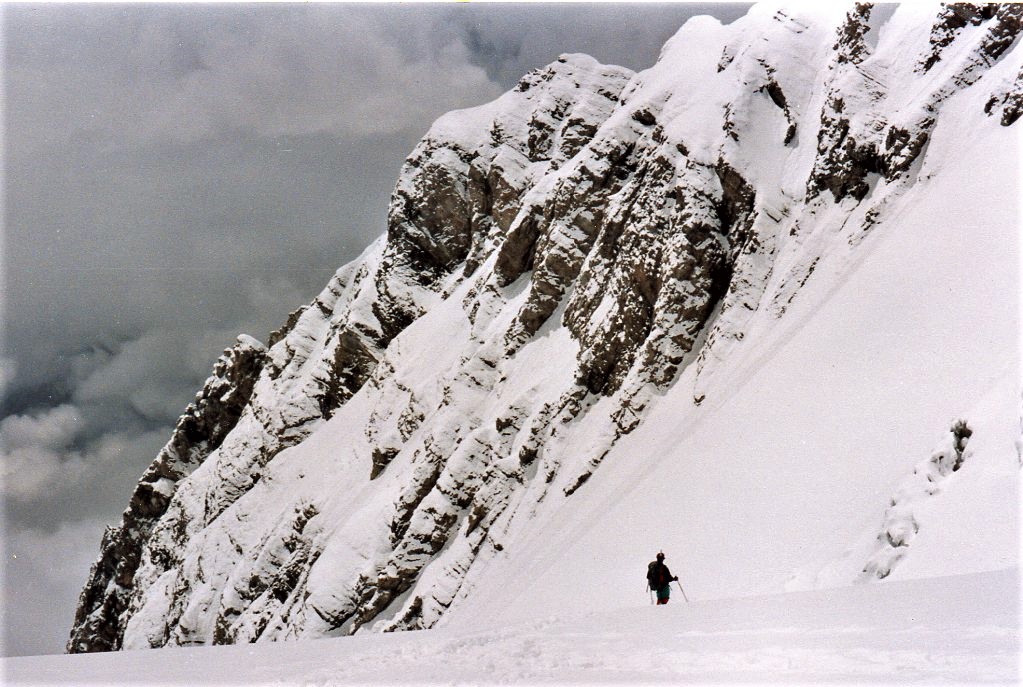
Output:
(9, 3), (1019, 684)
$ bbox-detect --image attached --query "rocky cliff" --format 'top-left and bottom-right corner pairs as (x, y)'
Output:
(69, 2), (1022, 652)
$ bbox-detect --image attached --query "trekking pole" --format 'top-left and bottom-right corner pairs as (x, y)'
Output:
(675, 579), (690, 603)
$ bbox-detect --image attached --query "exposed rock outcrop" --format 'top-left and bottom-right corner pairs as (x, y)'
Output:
(68, 336), (267, 653)
(860, 420), (975, 581)
(807, 3), (1022, 202)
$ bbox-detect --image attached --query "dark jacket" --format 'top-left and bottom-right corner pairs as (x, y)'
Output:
(647, 560), (675, 591)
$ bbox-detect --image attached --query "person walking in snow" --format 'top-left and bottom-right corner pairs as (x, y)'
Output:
(647, 552), (678, 605)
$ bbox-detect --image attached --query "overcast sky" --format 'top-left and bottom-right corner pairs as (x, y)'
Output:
(1, 2), (752, 657)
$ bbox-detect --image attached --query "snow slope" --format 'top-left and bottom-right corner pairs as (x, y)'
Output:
(8, 568), (1018, 684)
(67, 1), (1020, 669)
(453, 42), (1021, 622)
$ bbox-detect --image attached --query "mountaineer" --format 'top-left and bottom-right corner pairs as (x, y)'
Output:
(647, 551), (679, 605)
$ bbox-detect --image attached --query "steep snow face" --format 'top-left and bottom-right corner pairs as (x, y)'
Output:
(70, 3), (1020, 652)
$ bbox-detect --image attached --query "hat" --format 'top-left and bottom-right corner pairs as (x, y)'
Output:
(656, 552), (665, 560)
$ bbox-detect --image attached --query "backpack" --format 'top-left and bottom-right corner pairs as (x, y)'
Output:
(647, 561), (667, 590)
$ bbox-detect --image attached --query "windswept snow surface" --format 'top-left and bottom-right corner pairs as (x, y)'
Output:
(5, 568), (1018, 685)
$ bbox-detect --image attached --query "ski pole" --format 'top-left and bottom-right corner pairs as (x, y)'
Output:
(675, 579), (690, 603)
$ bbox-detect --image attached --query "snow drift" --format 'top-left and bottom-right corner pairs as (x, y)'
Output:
(11, 568), (1017, 684)
(68, 2), (1020, 655)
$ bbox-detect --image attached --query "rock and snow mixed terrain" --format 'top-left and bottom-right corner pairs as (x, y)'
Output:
(35, 2), (1021, 683)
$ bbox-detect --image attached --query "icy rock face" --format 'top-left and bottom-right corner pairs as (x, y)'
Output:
(70, 3), (1022, 652)
(68, 336), (268, 653)
(807, 3), (1023, 202)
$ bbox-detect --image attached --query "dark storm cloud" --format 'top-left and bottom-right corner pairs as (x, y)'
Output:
(1, 3), (752, 657)
(5, 4), (502, 150)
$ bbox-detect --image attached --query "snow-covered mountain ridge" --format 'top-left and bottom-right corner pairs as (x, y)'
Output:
(68, 3), (1021, 653)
